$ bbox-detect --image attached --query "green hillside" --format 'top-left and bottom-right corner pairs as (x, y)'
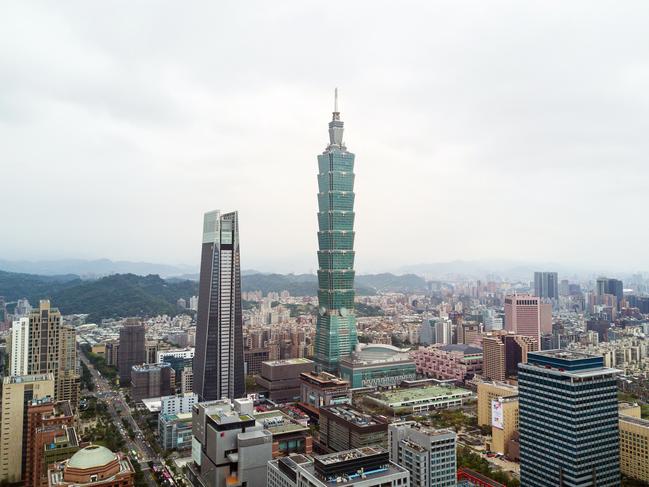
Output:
(51, 273), (198, 323)
(0, 270), (82, 303)
(0, 269), (426, 322)
(0, 271), (197, 323)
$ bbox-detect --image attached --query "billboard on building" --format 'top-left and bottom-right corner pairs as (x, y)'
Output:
(192, 437), (202, 466)
(492, 399), (504, 430)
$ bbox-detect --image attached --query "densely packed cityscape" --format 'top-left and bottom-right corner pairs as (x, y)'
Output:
(1, 99), (649, 487)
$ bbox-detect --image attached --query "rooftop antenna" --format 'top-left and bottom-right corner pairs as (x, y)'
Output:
(332, 87), (340, 121)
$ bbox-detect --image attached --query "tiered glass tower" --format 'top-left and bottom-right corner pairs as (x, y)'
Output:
(314, 90), (358, 373)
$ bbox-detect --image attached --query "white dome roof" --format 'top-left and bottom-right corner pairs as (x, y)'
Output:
(68, 445), (117, 469)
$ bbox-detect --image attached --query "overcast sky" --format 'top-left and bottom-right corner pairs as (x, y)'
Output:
(2, 1), (649, 273)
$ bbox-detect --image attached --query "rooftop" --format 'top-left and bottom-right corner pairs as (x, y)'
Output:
(321, 405), (385, 427)
(343, 344), (413, 366)
(131, 362), (171, 372)
(392, 421), (456, 438)
(531, 349), (602, 361)
(141, 397), (161, 413)
(619, 415), (649, 428)
(523, 350), (619, 376)
(317, 447), (387, 466)
(439, 344), (483, 355)
(300, 371), (349, 387)
(370, 385), (472, 404)
(4, 373), (54, 385)
(67, 445), (116, 469)
(208, 409), (254, 425)
(520, 361), (620, 378)
(160, 412), (192, 422)
(272, 455), (314, 483)
(254, 410), (308, 434)
(264, 358), (313, 366)
(49, 456), (133, 486)
(306, 447), (407, 485)
(478, 381), (519, 393)
(43, 425), (79, 450)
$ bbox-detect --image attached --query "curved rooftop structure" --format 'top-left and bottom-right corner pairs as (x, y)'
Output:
(353, 343), (410, 362)
(440, 344), (482, 355)
(67, 445), (117, 470)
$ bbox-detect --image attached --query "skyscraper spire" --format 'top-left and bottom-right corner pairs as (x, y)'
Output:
(328, 88), (344, 149)
(333, 87), (339, 120)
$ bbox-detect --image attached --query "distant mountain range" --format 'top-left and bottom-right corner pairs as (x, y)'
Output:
(0, 269), (427, 323)
(396, 260), (614, 281)
(0, 258), (622, 282)
(0, 259), (196, 278)
(240, 273), (426, 296)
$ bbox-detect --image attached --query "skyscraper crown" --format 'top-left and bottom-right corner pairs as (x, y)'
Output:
(328, 88), (345, 150)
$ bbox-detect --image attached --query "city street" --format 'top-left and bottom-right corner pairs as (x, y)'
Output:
(80, 352), (158, 487)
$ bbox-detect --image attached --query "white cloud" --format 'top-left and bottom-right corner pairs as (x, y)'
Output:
(2, 0), (649, 273)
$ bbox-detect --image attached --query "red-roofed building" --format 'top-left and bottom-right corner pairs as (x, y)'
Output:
(457, 467), (506, 487)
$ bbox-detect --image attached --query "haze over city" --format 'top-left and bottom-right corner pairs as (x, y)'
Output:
(5, 3), (649, 487)
(3, 1), (649, 274)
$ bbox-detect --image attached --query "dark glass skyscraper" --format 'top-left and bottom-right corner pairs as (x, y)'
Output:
(533, 271), (559, 300)
(596, 276), (624, 308)
(193, 210), (245, 401)
(118, 319), (146, 386)
(519, 350), (620, 486)
(314, 91), (358, 373)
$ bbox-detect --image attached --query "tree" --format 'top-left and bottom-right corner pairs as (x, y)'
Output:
(457, 446), (520, 487)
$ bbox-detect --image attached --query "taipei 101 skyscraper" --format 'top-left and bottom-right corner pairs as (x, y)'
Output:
(314, 89), (358, 373)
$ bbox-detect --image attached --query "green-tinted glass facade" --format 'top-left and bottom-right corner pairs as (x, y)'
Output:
(339, 362), (417, 388)
(314, 105), (358, 373)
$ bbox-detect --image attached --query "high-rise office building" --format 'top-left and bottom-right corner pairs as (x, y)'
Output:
(419, 318), (453, 345)
(619, 408), (649, 483)
(490, 395), (519, 458)
(10, 316), (29, 375)
(0, 374), (55, 483)
(194, 210), (245, 401)
(25, 398), (77, 487)
(482, 309), (504, 332)
(255, 358), (315, 403)
(559, 279), (570, 297)
(388, 421), (457, 487)
(419, 319), (435, 345)
(319, 405), (388, 452)
(314, 90), (358, 373)
(188, 398), (272, 487)
(268, 447), (410, 487)
(477, 381), (518, 428)
(519, 350), (620, 486)
(118, 319), (146, 386)
(596, 277), (624, 308)
(181, 367), (193, 393)
(130, 363), (175, 401)
(146, 341), (159, 364)
(482, 332), (537, 382)
(104, 340), (119, 367)
(533, 272), (559, 300)
(504, 294), (551, 345)
(24, 300), (79, 407)
(458, 321), (481, 345)
(58, 325), (80, 407)
(14, 298), (32, 318)
(0, 296), (6, 328)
